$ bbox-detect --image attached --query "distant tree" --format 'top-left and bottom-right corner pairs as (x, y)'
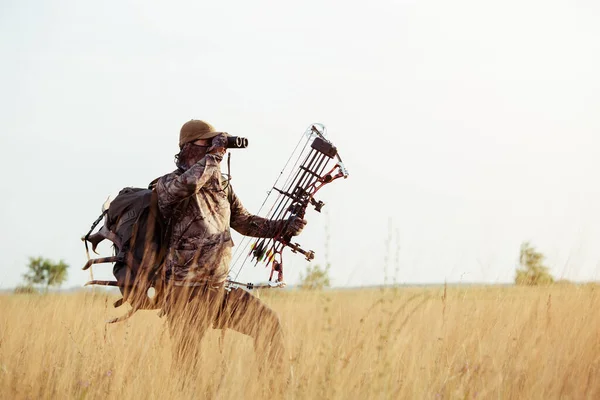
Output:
(515, 242), (554, 286)
(299, 264), (331, 290)
(23, 257), (69, 290)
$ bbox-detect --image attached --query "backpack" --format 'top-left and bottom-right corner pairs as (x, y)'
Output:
(82, 179), (187, 323)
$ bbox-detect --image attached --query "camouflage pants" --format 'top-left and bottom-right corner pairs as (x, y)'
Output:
(164, 284), (285, 372)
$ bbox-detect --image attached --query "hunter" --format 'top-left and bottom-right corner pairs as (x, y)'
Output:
(156, 119), (306, 370)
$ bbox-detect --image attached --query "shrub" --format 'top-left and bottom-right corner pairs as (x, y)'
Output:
(23, 257), (69, 290)
(299, 264), (331, 290)
(515, 242), (554, 286)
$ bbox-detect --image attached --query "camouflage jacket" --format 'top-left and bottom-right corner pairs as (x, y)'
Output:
(156, 153), (283, 285)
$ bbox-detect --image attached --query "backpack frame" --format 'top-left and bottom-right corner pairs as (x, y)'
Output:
(82, 180), (188, 323)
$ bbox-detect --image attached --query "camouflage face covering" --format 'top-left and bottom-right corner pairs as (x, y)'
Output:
(175, 142), (209, 171)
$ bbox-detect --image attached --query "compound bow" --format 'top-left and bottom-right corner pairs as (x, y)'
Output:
(227, 124), (348, 289)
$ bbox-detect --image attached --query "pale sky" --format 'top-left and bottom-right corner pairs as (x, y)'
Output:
(1, 0), (599, 289)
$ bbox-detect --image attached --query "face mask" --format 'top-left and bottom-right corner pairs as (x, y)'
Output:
(175, 143), (208, 171)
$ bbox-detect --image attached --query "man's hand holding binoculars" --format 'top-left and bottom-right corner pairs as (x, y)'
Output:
(207, 133), (228, 157)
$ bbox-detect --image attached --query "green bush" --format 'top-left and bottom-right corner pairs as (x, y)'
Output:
(22, 257), (69, 290)
(515, 242), (554, 286)
(299, 264), (331, 290)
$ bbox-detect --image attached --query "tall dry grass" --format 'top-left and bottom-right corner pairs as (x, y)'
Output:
(1, 284), (600, 399)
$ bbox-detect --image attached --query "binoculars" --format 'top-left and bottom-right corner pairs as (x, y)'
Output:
(227, 136), (249, 149)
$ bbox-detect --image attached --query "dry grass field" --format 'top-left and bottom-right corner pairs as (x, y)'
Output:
(1, 284), (600, 399)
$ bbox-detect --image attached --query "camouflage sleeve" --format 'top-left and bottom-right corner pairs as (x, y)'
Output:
(157, 154), (222, 209)
(229, 187), (284, 238)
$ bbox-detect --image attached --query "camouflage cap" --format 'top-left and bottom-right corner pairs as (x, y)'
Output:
(179, 120), (226, 148)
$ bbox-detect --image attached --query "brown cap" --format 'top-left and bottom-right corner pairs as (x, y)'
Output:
(179, 120), (226, 148)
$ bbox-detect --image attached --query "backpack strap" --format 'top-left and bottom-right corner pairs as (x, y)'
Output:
(147, 181), (191, 280)
(148, 177), (160, 190)
(226, 181), (234, 204)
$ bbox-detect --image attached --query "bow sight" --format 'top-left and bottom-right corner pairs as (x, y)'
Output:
(228, 124), (349, 289)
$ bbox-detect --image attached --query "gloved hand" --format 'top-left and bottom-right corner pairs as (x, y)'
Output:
(284, 216), (307, 237)
(207, 133), (228, 157)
